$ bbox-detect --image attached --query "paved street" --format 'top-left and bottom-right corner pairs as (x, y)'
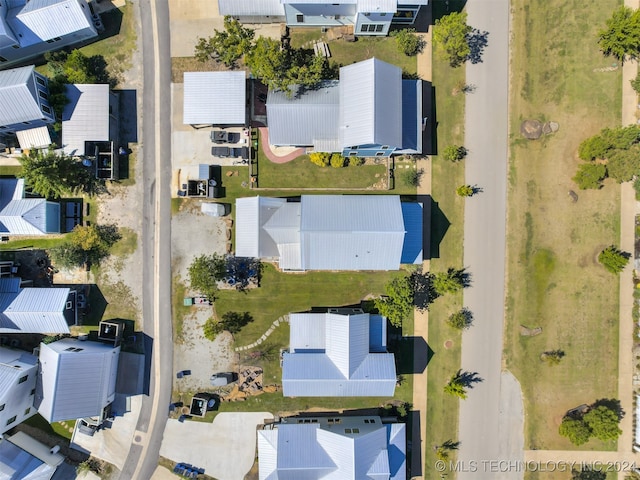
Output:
(458, 1), (517, 478)
(117, 0), (174, 478)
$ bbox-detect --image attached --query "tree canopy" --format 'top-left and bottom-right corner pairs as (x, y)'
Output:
(195, 16), (255, 67)
(49, 224), (121, 268)
(598, 6), (640, 62)
(188, 254), (226, 300)
(598, 245), (630, 274)
(433, 11), (473, 67)
(18, 149), (95, 199)
(558, 400), (623, 445)
(203, 311), (253, 341)
(432, 267), (468, 295)
(390, 28), (426, 56)
(374, 276), (413, 327)
(583, 405), (623, 441)
(442, 145), (467, 162)
(572, 163), (607, 190)
(559, 417), (592, 446)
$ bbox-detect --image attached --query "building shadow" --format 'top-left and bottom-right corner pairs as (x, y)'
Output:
(85, 284), (108, 327)
(408, 409), (422, 478)
(422, 82), (437, 155)
(118, 89), (138, 144)
(424, 196), (450, 260)
(390, 335), (433, 375)
(433, 0), (467, 22)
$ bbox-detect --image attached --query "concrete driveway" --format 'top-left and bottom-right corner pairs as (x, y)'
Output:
(159, 412), (273, 480)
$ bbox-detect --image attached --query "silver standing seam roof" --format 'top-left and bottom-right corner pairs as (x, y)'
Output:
(266, 81), (340, 149)
(257, 417), (406, 480)
(183, 71), (246, 125)
(35, 338), (120, 423)
(0, 437), (57, 480)
(15, 0), (93, 42)
(0, 66), (42, 127)
(283, 312), (396, 397)
(218, 0), (285, 16)
(0, 179), (59, 235)
(0, 286), (71, 334)
(339, 58), (402, 148)
(62, 84), (110, 156)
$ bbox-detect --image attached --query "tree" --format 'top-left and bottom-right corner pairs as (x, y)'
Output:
(245, 37), (291, 91)
(444, 371), (468, 399)
(374, 276), (413, 327)
(558, 417), (592, 446)
(578, 125), (640, 161)
(606, 144), (640, 182)
(309, 152), (330, 167)
(583, 405), (623, 441)
(432, 267), (467, 295)
(203, 311), (254, 341)
(49, 224), (121, 268)
(631, 72), (640, 93)
(578, 135), (611, 161)
(188, 254), (226, 300)
(435, 439), (460, 461)
(390, 28), (425, 56)
(572, 467), (606, 480)
(598, 6), (640, 62)
(442, 145), (467, 162)
(433, 11), (473, 67)
(447, 308), (473, 330)
(598, 245), (630, 274)
(18, 148), (94, 199)
(456, 185), (474, 197)
(195, 16), (255, 67)
(541, 349), (565, 365)
(572, 163), (607, 190)
(403, 168), (424, 187)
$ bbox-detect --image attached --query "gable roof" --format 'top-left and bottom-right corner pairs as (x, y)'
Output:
(218, 0), (285, 16)
(236, 195), (409, 271)
(266, 81), (340, 149)
(283, 311), (395, 397)
(35, 338), (120, 422)
(0, 179), (59, 235)
(62, 84), (110, 156)
(0, 284), (71, 334)
(183, 71), (246, 125)
(14, 0), (93, 43)
(257, 418), (406, 480)
(0, 66), (42, 127)
(339, 58), (402, 148)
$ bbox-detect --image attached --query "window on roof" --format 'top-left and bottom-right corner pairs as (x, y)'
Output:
(18, 375), (28, 384)
(39, 91), (48, 100)
(24, 407), (30, 415)
(344, 428), (352, 433)
(36, 77), (46, 87)
(381, 145), (389, 149)
(46, 39), (55, 44)
(353, 428), (360, 433)
(296, 14), (304, 22)
(349, 151), (358, 156)
(22, 121), (30, 125)
(0, 56), (7, 62)
(375, 151), (384, 156)
(376, 24), (384, 32)
(42, 105), (51, 115)
(11, 44), (19, 49)
(6, 416), (16, 425)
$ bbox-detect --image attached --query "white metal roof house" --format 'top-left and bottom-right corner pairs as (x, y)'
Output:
(183, 71), (247, 126)
(282, 308), (396, 397)
(0, 431), (65, 480)
(266, 58), (424, 157)
(0, 66), (54, 134)
(35, 338), (120, 423)
(235, 195), (423, 271)
(0, 277), (75, 334)
(62, 84), (119, 156)
(0, 179), (60, 235)
(219, 0), (427, 35)
(257, 415), (406, 480)
(0, 0), (98, 69)
(0, 347), (38, 436)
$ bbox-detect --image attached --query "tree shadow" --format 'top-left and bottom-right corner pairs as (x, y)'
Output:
(592, 398), (625, 421)
(457, 370), (483, 387)
(466, 29), (489, 64)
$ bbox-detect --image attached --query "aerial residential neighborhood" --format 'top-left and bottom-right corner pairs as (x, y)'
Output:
(0, 0), (639, 479)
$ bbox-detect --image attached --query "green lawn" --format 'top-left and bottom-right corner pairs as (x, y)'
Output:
(0, 166), (21, 177)
(505, 0), (621, 451)
(24, 414), (75, 441)
(423, 1), (467, 475)
(289, 29), (417, 75)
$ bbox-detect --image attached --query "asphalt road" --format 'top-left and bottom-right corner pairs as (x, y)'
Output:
(458, 0), (515, 478)
(118, 0), (173, 478)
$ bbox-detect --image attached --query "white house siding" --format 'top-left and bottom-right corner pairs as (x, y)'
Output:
(0, 349), (37, 436)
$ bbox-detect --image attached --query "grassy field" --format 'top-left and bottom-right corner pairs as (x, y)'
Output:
(505, 0), (621, 451)
(421, 1), (468, 475)
(289, 29), (417, 75)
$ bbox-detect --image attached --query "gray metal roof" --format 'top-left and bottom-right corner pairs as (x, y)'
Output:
(0, 179), (59, 235)
(36, 338), (120, 423)
(0, 436), (56, 480)
(235, 196), (288, 258)
(0, 348), (38, 437)
(339, 58), (402, 148)
(356, 0), (396, 12)
(283, 311), (396, 397)
(218, 0), (285, 16)
(183, 71), (246, 125)
(266, 81), (340, 148)
(15, 0), (94, 42)
(62, 84), (110, 156)
(258, 417), (406, 480)
(300, 195), (405, 271)
(16, 127), (52, 150)
(0, 287), (71, 334)
(0, 66), (43, 127)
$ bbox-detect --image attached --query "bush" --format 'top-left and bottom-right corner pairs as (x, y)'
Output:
(330, 153), (346, 168)
(443, 145), (467, 162)
(309, 152), (330, 167)
(348, 156), (364, 166)
(403, 168), (424, 187)
(598, 245), (630, 274)
(447, 308), (473, 330)
(456, 184), (474, 197)
(391, 28), (426, 56)
(632, 72), (640, 94)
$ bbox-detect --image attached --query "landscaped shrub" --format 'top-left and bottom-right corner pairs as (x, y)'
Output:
(348, 156), (364, 166)
(309, 152), (330, 167)
(330, 153), (346, 168)
(403, 168), (424, 187)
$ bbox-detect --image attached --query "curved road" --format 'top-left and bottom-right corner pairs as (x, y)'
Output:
(458, 1), (522, 479)
(118, 0), (173, 478)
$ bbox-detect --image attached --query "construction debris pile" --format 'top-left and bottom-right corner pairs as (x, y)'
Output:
(221, 366), (279, 401)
